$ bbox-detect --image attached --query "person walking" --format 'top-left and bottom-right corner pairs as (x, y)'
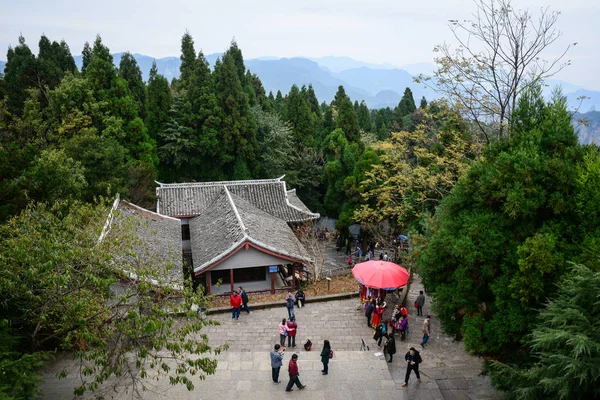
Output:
(385, 333), (396, 363)
(415, 290), (425, 316)
(373, 320), (389, 348)
(229, 291), (242, 320)
(421, 315), (431, 348)
(320, 340), (331, 375)
(398, 315), (408, 341)
(285, 354), (306, 392)
(401, 347), (422, 387)
(286, 317), (298, 347)
(270, 344), (285, 383)
(238, 286), (250, 314)
(285, 291), (296, 319)
(279, 318), (289, 346)
(364, 298), (375, 327)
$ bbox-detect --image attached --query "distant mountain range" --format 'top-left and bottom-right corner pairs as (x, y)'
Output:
(2, 54), (600, 139)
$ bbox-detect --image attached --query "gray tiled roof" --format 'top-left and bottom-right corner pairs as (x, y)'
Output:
(189, 187), (311, 274)
(286, 189), (311, 213)
(156, 177), (319, 222)
(109, 200), (183, 286)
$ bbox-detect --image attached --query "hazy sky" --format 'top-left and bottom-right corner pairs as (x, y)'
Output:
(1, 0), (597, 90)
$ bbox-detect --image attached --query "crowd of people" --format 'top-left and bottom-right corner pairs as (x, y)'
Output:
(229, 266), (431, 391)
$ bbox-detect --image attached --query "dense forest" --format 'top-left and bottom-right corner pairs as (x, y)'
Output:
(0, 33), (447, 232)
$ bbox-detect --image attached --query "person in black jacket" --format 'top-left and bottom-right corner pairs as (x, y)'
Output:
(320, 340), (331, 375)
(402, 347), (422, 387)
(296, 290), (306, 308)
(364, 298), (375, 327)
(238, 286), (250, 314)
(384, 334), (396, 363)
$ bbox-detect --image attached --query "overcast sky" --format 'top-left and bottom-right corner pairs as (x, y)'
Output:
(1, 0), (597, 90)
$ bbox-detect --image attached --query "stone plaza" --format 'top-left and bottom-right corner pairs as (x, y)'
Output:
(39, 274), (503, 399)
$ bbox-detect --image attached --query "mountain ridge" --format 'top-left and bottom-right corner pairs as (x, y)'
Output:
(3, 54), (600, 112)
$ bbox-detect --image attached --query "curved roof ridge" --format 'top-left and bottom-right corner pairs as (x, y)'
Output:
(156, 177), (283, 188)
(223, 186), (247, 233)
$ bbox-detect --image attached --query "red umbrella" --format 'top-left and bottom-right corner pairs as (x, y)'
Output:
(352, 260), (409, 290)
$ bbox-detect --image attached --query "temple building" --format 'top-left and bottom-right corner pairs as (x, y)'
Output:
(153, 177), (319, 294)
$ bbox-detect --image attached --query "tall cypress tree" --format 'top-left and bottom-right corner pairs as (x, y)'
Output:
(214, 52), (257, 179)
(146, 61), (172, 141)
(357, 100), (372, 132)
(118, 52), (146, 117)
(3, 36), (37, 115)
(178, 32), (196, 89)
(306, 84), (321, 117)
(81, 41), (92, 73)
(336, 95), (361, 143)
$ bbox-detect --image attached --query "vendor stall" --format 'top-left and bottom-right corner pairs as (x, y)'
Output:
(352, 260), (410, 303)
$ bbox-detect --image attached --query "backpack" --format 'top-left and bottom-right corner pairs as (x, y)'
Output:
(329, 349), (334, 359)
(286, 297), (294, 308)
(304, 339), (312, 351)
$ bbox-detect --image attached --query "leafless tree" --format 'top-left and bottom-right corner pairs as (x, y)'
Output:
(417, 0), (575, 142)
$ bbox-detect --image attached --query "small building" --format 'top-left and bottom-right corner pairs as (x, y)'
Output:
(155, 177), (319, 294)
(99, 196), (184, 299)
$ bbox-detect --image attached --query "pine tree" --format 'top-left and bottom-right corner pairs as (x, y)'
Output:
(81, 41), (92, 73)
(119, 52), (146, 117)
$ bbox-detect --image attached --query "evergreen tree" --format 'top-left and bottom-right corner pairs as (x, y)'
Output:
(145, 61), (172, 141)
(275, 90), (284, 113)
(118, 52), (146, 117)
(37, 35), (63, 90)
(85, 35), (117, 92)
(3, 36), (37, 115)
(333, 86), (347, 108)
(284, 85), (316, 146)
(357, 100), (371, 132)
(81, 41), (92, 73)
(393, 87), (417, 129)
(178, 32), (196, 89)
(214, 52), (257, 178)
(306, 84), (321, 117)
(226, 39), (246, 85)
(188, 51), (223, 178)
(490, 263), (600, 400)
(417, 87), (592, 360)
(336, 95), (361, 143)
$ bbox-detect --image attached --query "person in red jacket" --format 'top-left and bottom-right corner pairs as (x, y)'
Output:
(286, 317), (298, 347)
(230, 291), (242, 320)
(285, 354), (306, 392)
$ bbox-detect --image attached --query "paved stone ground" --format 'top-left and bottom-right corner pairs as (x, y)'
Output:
(40, 274), (503, 399)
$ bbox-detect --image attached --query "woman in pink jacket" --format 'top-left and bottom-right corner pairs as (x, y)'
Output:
(278, 318), (289, 346)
